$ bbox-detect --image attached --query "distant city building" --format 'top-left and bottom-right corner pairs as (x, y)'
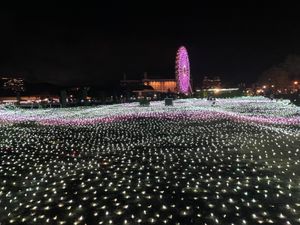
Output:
(0, 77), (62, 105)
(0, 77), (25, 103)
(0, 77), (25, 94)
(202, 76), (221, 89)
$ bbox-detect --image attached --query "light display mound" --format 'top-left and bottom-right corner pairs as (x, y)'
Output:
(176, 46), (191, 94)
(0, 97), (300, 224)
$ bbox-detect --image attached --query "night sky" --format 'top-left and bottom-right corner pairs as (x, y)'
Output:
(0, 3), (299, 86)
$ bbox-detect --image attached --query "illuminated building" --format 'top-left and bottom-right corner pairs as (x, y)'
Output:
(143, 79), (176, 93)
(0, 77), (25, 103)
(0, 77), (62, 105)
(202, 76), (221, 89)
(121, 72), (177, 97)
(0, 77), (25, 94)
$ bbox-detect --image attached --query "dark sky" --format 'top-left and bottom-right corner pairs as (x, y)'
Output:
(0, 3), (300, 86)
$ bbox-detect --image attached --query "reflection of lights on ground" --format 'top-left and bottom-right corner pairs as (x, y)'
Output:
(0, 97), (300, 224)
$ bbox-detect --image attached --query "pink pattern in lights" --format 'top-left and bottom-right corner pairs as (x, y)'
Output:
(176, 46), (190, 94)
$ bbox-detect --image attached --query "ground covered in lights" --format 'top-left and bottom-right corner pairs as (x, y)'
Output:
(0, 97), (300, 225)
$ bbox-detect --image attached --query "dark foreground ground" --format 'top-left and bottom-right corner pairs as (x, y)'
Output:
(0, 118), (300, 224)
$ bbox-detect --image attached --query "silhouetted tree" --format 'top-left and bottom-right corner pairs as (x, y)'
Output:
(259, 55), (300, 89)
(60, 90), (67, 107)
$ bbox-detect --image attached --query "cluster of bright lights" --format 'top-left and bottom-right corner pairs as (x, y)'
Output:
(0, 97), (299, 126)
(0, 97), (299, 224)
(176, 46), (191, 94)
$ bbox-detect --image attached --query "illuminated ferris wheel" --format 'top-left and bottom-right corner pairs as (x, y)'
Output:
(176, 46), (191, 94)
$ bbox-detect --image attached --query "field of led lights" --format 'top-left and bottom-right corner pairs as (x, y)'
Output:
(0, 97), (300, 225)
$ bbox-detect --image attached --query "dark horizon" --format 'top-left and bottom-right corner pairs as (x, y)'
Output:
(0, 4), (300, 86)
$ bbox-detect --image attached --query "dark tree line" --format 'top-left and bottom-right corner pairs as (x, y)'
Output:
(259, 55), (300, 89)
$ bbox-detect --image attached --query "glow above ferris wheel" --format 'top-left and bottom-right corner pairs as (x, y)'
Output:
(176, 46), (190, 94)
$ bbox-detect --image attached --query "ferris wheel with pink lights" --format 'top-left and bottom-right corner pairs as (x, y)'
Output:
(176, 46), (192, 94)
